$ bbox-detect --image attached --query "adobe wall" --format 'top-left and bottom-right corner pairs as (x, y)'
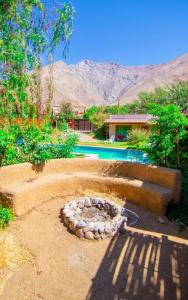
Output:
(5, 174), (170, 216)
(0, 158), (181, 204)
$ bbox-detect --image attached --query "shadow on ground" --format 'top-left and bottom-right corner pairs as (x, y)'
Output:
(86, 230), (188, 300)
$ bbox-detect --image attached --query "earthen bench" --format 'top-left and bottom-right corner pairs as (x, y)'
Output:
(0, 158), (181, 216)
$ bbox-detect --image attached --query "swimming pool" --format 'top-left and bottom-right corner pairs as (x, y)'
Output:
(73, 146), (150, 164)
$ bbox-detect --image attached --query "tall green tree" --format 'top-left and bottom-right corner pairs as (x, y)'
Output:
(130, 82), (188, 113)
(0, 0), (75, 119)
(57, 102), (74, 129)
(89, 111), (108, 129)
(147, 104), (188, 169)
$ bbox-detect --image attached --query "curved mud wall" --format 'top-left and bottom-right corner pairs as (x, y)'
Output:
(0, 158), (182, 216)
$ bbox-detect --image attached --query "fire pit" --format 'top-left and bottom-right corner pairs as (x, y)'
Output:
(62, 197), (127, 240)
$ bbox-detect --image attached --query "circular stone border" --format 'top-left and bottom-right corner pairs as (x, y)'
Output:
(62, 197), (127, 240)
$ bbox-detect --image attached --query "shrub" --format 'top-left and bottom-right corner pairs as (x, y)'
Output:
(57, 121), (68, 131)
(0, 206), (14, 229)
(146, 104), (188, 169)
(60, 130), (79, 157)
(89, 112), (109, 129)
(56, 103), (74, 130)
(83, 106), (100, 119)
(0, 122), (51, 166)
(93, 125), (108, 139)
(127, 128), (150, 145)
(43, 129), (79, 160)
(0, 122), (78, 166)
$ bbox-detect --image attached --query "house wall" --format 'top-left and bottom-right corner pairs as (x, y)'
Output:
(109, 124), (116, 137)
(108, 123), (149, 137)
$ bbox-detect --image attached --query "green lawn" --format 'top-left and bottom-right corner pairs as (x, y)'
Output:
(78, 140), (147, 151)
(78, 140), (129, 149)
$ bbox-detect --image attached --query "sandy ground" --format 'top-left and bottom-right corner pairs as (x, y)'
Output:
(0, 195), (188, 300)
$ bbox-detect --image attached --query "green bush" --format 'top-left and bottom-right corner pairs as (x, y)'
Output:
(0, 122), (78, 166)
(93, 125), (108, 140)
(83, 105), (130, 120)
(57, 121), (68, 131)
(0, 206), (14, 229)
(127, 128), (149, 146)
(60, 130), (79, 157)
(147, 104), (188, 169)
(89, 112), (109, 130)
(56, 103), (74, 130)
(46, 129), (79, 159)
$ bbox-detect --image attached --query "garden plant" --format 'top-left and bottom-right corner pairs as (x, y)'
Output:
(0, 0), (78, 168)
(146, 104), (188, 226)
(0, 205), (14, 229)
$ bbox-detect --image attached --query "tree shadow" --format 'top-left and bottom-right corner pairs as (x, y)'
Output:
(32, 163), (45, 174)
(86, 230), (188, 300)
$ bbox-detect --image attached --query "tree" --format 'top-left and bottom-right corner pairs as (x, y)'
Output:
(129, 82), (188, 113)
(83, 105), (129, 120)
(0, 0), (75, 119)
(89, 112), (108, 129)
(146, 104), (188, 169)
(83, 106), (100, 119)
(56, 102), (74, 130)
(59, 102), (74, 121)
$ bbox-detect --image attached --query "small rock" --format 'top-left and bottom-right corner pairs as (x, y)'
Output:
(85, 231), (94, 240)
(158, 217), (165, 224)
(109, 231), (116, 237)
(93, 224), (99, 232)
(69, 203), (77, 209)
(66, 211), (74, 218)
(64, 216), (70, 226)
(83, 227), (90, 233)
(94, 232), (101, 240)
(91, 198), (98, 205)
(119, 222), (127, 234)
(96, 203), (102, 210)
(98, 223), (105, 234)
(75, 208), (82, 214)
(78, 202), (85, 209)
(82, 207), (88, 214)
(100, 233), (106, 240)
(76, 229), (84, 238)
(69, 221), (76, 232)
(63, 208), (69, 214)
(69, 216), (76, 223)
(87, 223), (95, 231)
(76, 221), (87, 229)
(105, 224), (112, 234)
(85, 198), (92, 207)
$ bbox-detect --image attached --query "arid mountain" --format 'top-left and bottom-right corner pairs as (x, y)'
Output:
(41, 53), (188, 112)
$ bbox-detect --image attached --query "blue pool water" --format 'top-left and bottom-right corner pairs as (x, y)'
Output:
(73, 146), (150, 164)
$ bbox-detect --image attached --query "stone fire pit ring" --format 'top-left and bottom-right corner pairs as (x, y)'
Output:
(62, 197), (127, 240)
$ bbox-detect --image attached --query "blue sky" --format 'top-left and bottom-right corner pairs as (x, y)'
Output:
(53, 0), (188, 66)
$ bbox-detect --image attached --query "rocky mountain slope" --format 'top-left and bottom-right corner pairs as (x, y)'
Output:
(41, 52), (188, 111)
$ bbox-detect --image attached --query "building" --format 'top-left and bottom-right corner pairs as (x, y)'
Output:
(105, 114), (154, 141)
(52, 104), (86, 117)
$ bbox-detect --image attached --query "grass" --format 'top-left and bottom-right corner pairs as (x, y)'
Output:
(50, 129), (146, 150)
(51, 129), (130, 148)
(78, 140), (147, 151)
(0, 232), (30, 270)
(78, 140), (129, 149)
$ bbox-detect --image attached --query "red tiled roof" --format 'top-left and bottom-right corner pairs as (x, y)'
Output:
(105, 114), (154, 124)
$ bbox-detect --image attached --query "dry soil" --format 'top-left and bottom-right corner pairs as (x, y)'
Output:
(0, 195), (188, 300)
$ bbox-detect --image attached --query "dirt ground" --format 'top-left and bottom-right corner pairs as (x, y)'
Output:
(76, 131), (99, 142)
(0, 195), (188, 300)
